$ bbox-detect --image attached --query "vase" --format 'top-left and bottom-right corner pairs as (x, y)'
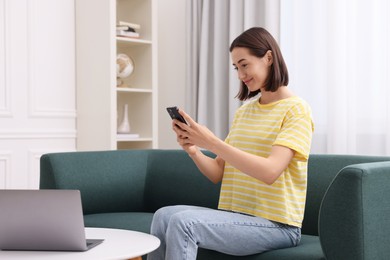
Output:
(117, 104), (131, 134)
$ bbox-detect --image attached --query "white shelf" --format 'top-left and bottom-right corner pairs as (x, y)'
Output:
(117, 88), (152, 93)
(76, 0), (157, 151)
(116, 37), (152, 46)
(117, 136), (153, 142)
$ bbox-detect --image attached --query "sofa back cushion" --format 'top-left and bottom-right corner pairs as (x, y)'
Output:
(40, 150), (150, 214)
(144, 149), (220, 212)
(303, 154), (390, 236)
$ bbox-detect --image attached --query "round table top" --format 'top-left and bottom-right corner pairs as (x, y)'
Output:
(0, 227), (160, 260)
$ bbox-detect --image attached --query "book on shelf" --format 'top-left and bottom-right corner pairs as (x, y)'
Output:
(116, 25), (136, 32)
(116, 21), (140, 38)
(116, 30), (140, 38)
(117, 21), (141, 29)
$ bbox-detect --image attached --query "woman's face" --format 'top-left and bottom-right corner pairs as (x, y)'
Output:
(231, 47), (272, 92)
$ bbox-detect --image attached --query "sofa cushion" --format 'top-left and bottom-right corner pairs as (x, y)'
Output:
(84, 212), (153, 234)
(144, 150), (220, 212)
(197, 235), (324, 259)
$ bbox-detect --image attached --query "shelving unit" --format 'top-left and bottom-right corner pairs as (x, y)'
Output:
(76, 0), (157, 151)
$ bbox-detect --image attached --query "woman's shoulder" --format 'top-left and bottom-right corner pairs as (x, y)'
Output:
(284, 96), (312, 115)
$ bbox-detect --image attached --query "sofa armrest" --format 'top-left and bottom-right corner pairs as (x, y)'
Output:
(319, 161), (390, 260)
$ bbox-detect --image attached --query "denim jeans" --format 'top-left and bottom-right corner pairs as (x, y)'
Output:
(147, 205), (301, 260)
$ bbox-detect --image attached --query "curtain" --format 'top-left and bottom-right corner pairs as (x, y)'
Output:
(186, 0), (280, 139)
(280, 0), (390, 155)
(187, 0), (390, 156)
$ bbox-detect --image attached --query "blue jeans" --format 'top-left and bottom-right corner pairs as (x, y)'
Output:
(147, 205), (301, 260)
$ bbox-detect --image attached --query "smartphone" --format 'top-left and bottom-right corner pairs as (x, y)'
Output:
(166, 106), (187, 125)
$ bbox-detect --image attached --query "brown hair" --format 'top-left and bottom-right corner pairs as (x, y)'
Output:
(230, 27), (289, 101)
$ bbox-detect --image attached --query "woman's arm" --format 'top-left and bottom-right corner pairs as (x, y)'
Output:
(188, 149), (225, 184)
(172, 120), (225, 183)
(209, 140), (294, 185)
(175, 110), (294, 185)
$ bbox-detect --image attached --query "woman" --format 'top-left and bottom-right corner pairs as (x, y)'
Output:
(148, 27), (314, 260)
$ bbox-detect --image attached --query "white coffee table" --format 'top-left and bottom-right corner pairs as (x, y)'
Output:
(0, 227), (160, 260)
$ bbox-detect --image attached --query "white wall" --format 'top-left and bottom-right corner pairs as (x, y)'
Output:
(157, 0), (187, 149)
(0, 0), (186, 188)
(0, 0), (76, 189)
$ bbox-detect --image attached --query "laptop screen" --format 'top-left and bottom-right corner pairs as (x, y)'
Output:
(0, 189), (103, 251)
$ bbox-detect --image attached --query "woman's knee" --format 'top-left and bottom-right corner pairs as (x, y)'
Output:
(151, 205), (194, 232)
(166, 208), (204, 234)
(154, 205), (187, 222)
(154, 205), (204, 221)
(151, 206), (175, 232)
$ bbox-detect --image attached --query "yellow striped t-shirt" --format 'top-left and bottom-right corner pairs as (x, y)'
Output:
(218, 96), (314, 227)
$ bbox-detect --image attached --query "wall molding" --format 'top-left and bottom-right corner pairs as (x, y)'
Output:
(0, 0), (12, 118)
(0, 151), (11, 189)
(28, 109), (77, 118)
(28, 148), (76, 189)
(29, 149), (47, 189)
(0, 129), (77, 139)
(27, 0), (76, 119)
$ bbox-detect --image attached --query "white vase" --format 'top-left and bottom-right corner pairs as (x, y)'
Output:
(117, 104), (131, 134)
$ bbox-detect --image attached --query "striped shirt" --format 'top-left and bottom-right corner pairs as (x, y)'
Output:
(218, 96), (314, 227)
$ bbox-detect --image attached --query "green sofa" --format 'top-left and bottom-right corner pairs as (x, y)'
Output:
(40, 149), (390, 260)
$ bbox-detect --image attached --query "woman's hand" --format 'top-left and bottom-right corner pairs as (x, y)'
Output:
(171, 109), (197, 155)
(171, 108), (225, 183)
(172, 109), (220, 153)
(172, 120), (197, 156)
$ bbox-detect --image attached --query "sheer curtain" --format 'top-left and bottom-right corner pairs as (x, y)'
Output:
(280, 0), (390, 155)
(186, 0), (280, 139)
(187, 0), (390, 155)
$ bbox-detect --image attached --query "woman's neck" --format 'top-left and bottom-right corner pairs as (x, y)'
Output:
(259, 86), (294, 104)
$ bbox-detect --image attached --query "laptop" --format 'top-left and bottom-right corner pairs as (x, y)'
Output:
(0, 189), (104, 251)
